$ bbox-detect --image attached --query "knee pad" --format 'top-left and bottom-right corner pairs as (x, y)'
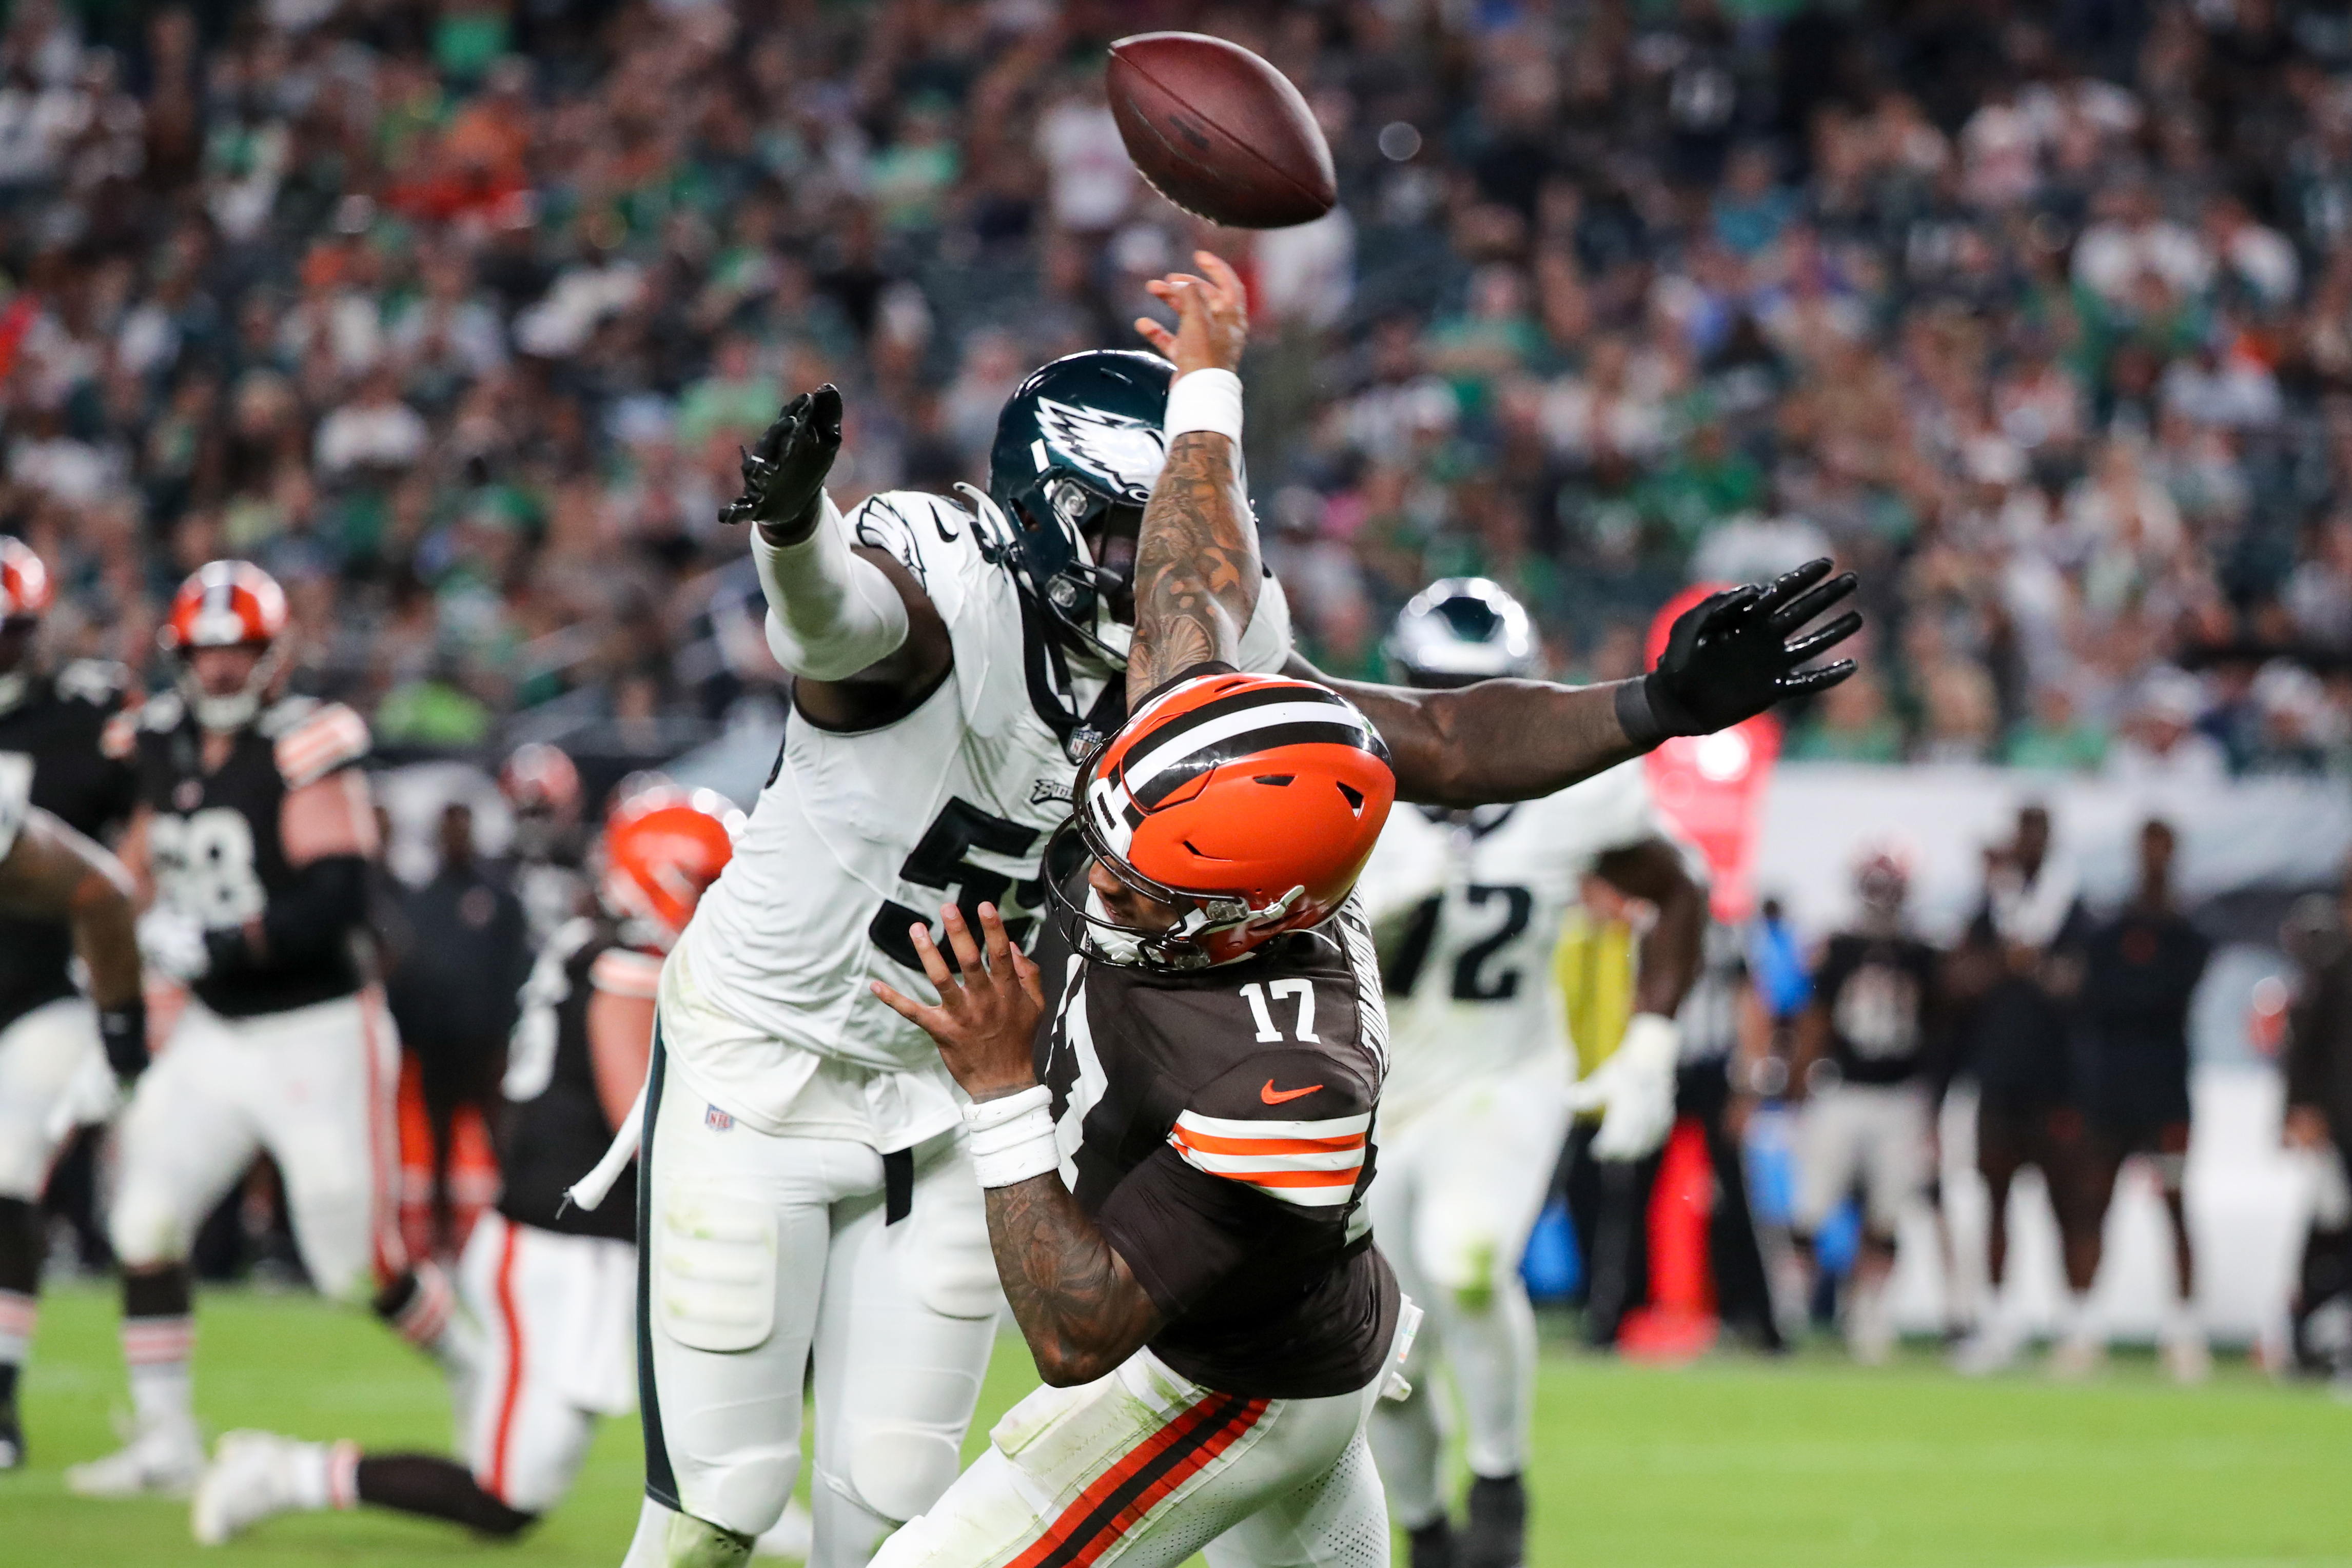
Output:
(701, 1456), (797, 1541)
(108, 1177), (191, 1271)
(655, 1181), (776, 1354)
(664, 1510), (753, 1568)
(839, 1422), (962, 1524)
(1420, 1226), (1505, 1315)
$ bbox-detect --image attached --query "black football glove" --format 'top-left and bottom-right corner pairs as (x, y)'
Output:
(1616, 558), (1861, 746)
(717, 384), (844, 539)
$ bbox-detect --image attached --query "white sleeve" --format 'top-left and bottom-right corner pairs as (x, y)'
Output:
(1234, 571), (1294, 675)
(0, 751), (30, 864)
(753, 491), (913, 681)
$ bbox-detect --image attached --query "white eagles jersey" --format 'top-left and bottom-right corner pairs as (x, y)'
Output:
(1355, 760), (1663, 1124)
(670, 487), (1293, 1148)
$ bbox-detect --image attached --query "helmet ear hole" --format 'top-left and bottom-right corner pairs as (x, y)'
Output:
(1337, 782), (1365, 814)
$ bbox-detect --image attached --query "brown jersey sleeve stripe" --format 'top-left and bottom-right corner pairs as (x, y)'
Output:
(1004, 1389), (1268, 1568)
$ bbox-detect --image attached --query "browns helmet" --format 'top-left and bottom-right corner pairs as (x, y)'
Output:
(159, 560), (289, 731)
(599, 784), (743, 947)
(1061, 669), (1394, 969)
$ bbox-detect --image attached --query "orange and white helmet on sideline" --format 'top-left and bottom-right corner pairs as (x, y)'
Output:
(1062, 669), (1395, 969)
(159, 560), (289, 731)
(0, 536), (51, 624)
(599, 783), (744, 949)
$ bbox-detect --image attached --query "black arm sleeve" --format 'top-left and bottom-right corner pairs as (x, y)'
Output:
(207, 854), (370, 973)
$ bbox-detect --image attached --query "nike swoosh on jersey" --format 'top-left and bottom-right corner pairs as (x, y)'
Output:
(1260, 1080), (1323, 1105)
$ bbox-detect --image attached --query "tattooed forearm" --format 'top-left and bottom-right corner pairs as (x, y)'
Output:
(1286, 651), (1645, 806)
(1127, 430), (1261, 707)
(984, 1174), (1164, 1386)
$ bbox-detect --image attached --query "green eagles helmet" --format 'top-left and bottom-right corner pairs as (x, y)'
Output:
(987, 350), (1172, 657)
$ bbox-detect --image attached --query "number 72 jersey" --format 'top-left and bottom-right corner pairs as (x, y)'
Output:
(1354, 759), (1667, 1119)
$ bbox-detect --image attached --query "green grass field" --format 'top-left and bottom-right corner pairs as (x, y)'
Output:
(4, 1283), (2350, 1567)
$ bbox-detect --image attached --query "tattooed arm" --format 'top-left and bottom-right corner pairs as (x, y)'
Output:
(1127, 251), (1259, 705)
(870, 903), (1166, 1385)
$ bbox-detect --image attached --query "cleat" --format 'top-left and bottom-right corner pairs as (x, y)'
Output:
(2047, 1335), (2105, 1381)
(1408, 1518), (1456, 1568)
(1461, 1473), (1526, 1568)
(67, 1415), (205, 1498)
(1951, 1321), (2022, 1378)
(2163, 1332), (2212, 1386)
(191, 1430), (311, 1544)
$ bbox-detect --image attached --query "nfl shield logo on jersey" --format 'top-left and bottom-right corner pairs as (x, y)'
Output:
(704, 1104), (733, 1132)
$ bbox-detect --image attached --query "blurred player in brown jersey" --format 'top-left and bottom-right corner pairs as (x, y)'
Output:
(191, 785), (738, 1542)
(70, 562), (474, 1498)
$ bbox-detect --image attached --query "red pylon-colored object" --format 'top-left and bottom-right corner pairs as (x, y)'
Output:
(1618, 1116), (1719, 1363)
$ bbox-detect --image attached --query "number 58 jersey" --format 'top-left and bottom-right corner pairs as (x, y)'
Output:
(1355, 759), (1666, 1122)
(667, 491), (1292, 1149)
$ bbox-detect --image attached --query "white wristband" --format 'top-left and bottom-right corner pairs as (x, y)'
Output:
(964, 1085), (1061, 1188)
(1163, 368), (1243, 444)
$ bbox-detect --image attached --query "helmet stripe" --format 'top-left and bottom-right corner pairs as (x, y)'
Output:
(1119, 683), (1346, 777)
(1131, 721), (1385, 809)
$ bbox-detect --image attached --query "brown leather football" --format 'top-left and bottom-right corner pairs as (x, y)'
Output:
(1107, 32), (1337, 229)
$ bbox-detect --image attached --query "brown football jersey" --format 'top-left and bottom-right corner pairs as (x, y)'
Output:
(1033, 884), (1399, 1400)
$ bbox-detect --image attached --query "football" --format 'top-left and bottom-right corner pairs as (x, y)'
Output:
(1106, 32), (1338, 229)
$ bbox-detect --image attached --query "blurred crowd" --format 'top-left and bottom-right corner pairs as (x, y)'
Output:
(15, 0), (2352, 770)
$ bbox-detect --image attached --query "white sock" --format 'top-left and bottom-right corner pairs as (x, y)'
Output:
(123, 1316), (194, 1430)
(0, 1287), (34, 1368)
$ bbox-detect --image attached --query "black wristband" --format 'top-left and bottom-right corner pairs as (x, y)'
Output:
(205, 926), (253, 975)
(1614, 677), (1667, 750)
(99, 997), (148, 1082)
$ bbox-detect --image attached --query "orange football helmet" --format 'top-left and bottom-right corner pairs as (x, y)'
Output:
(599, 785), (743, 947)
(1064, 669), (1394, 968)
(159, 560), (289, 731)
(0, 536), (51, 623)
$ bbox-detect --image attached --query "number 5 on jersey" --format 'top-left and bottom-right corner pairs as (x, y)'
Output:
(1241, 979), (1318, 1043)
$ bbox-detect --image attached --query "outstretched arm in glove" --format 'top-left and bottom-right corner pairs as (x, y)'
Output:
(718, 384), (952, 728)
(1290, 559), (1860, 807)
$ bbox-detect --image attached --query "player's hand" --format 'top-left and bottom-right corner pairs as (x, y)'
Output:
(1135, 250), (1248, 378)
(1627, 559), (1861, 743)
(1571, 1012), (1680, 1162)
(135, 906), (210, 984)
(719, 384), (843, 543)
(872, 902), (1046, 1102)
(2285, 1105), (2331, 1150)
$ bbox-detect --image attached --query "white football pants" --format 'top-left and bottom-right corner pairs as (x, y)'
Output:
(0, 995), (100, 1201)
(627, 1039), (1000, 1565)
(108, 989), (403, 1300)
(871, 1306), (1417, 1568)
(1365, 1055), (1568, 1523)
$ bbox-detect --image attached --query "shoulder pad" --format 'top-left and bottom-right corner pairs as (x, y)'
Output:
(138, 690), (186, 732)
(589, 944), (664, 1000)
(846, 489), (979, 593)
(52, 659), (130, 710)
(1166, 1046), (1373, 1212)
(271, 701), (371, 788)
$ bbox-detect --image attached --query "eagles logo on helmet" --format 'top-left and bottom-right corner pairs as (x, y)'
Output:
(986, 349), (1175, 662)
(158, 560), (289, 732)
(1051, 669), (1394, 969)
